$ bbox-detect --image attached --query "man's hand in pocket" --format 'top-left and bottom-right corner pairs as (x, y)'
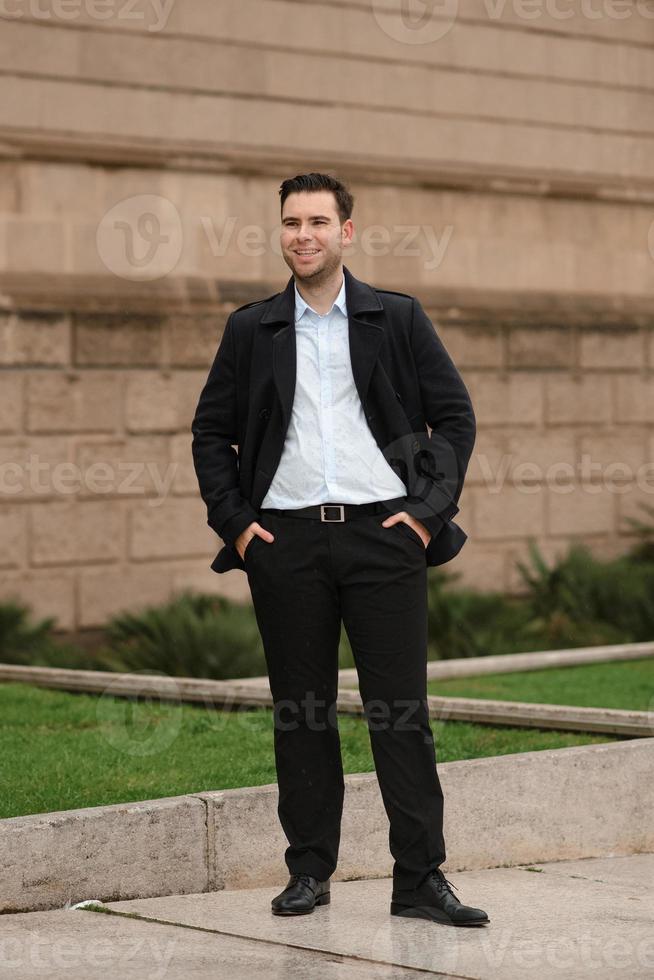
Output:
(235, 521), (275, 561)
(381, 511), (431, 548)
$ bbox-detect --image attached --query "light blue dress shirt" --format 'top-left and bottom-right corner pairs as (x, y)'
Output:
(260, 275), (408, 508)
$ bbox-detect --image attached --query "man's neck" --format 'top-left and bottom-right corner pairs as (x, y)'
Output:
(294, 268), (344, 316)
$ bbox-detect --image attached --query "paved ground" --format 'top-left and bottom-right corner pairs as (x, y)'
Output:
(2, 854), (652, 979)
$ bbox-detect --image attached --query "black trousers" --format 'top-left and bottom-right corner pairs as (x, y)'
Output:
(244, 505), (446, 892)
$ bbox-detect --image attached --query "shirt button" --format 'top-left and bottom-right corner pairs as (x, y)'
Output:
(259, 407), (271, 420)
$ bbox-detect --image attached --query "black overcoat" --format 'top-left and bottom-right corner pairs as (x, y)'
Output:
(191, 265), (476, 574)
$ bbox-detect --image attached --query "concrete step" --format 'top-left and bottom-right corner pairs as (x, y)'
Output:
(6, 854), (651, 979)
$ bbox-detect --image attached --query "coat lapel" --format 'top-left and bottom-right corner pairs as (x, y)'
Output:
(260, 265), (385, 430)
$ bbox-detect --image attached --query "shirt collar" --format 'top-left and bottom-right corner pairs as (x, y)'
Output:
(294, 276), (347, 322)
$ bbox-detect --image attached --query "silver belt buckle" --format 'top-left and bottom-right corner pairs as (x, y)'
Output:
(320, 504), (345, 522)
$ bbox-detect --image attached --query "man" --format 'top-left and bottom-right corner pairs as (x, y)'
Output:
(191, 172), (488, 927)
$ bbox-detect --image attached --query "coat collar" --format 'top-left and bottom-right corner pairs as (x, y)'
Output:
(260, 265), (386, 434)
(260, 264), (383, 324)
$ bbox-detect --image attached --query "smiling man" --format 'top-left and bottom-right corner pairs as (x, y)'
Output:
(191, 172), (487, 927)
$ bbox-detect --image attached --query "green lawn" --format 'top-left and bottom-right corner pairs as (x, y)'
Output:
(0, 681), (619, 820)
(426, 658), (654, 710)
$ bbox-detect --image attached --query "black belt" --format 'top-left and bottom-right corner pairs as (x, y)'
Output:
(260, 498), (406, 523)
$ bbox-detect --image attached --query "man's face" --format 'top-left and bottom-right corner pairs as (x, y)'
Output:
(280, 190), (353, 284)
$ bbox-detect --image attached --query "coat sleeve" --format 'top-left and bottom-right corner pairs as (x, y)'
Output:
(407, 296), (476, 538)
(191, 313), (259, 547)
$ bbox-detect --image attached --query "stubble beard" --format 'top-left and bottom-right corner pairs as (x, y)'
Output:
(285, 247), (343, 288)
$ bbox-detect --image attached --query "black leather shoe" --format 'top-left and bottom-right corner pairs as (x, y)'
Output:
(391, 868), (489, 926)
(271, 873), (331, 915)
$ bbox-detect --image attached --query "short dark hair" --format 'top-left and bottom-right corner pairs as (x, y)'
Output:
(279, 172), (354, 224)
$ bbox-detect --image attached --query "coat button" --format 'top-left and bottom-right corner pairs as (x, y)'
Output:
(259, 407), (271, 420)
(366, 413), (375, 423)
(395, 391), (402, 402)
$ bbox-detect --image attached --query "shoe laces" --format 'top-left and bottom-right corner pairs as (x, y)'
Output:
(291, 872), (314, 886)
(429, 869), (459, 898)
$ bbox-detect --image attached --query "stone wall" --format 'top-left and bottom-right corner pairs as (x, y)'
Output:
(0, 2), (653, 631)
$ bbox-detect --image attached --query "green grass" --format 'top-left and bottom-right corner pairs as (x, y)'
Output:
(426, 658), (654, 711)
(0, 681), (618, 820)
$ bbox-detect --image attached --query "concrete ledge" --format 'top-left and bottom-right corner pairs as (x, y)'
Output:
(0, 795), (208, 914)
(2, 738), (652, 913)
(2, 640), (652, 738)
(342, 640), (654, 686)
(3, 639), (652, 699)
(425, 696), (651, 737)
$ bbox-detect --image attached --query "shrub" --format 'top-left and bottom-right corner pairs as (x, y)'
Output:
(0, 601), (87, 668)
(0, 601), (57, 664)
(515, 538), (654, 646)
(97, 591), (267, 680)
(425, 570), (533, 660)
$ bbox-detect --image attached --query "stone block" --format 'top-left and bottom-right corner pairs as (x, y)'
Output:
(466, 374), (544, 426)
(615, 375), (654, 423)
(0, 570), (75, 630)
(579, 328), (644, 370)
(466, 427), (507, 487)
(505, 429), (577, 484)
(125, 372), (206, 433)
(30, 500), (124, 566)
(436, 324), (503, 368)
(445, 540), (507, 592)
(74, 435), (173, 500)
(74, 313), (164, 366)
(0, 506), (26, 569)
(166, 313), (228, 367)
(472, 485), (545, 541)
(547, 485), (615, 536)
(508, 327), (574, 369)
(616, 485), (654, 537)
(0, 374), (22, 433)
(78, 562), (176, 627)
(18, 158), (101, 214)
(197, 739), (654, 889)
(26, 372), (121, 433)
(0, 312), (71, 366)
(129, 497), (214, 560)
(578, 430), (648, 485)
(0, 796), (207, 913)
(5, 216), (66, 273)
(0, 435), (76, 500)
(546, 375), (613, 424)
(169, 432), (198, 494)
